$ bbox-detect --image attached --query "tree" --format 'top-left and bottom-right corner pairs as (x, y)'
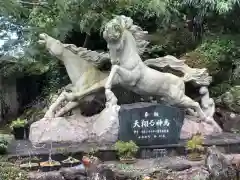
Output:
(1, 0), (240, 98)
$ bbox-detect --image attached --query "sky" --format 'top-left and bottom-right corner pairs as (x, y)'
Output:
(0, 32), (18, 46)
(0, 38), (5, 46)
(0, 32), (22, 57)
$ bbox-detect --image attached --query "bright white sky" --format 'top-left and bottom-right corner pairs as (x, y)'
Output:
(0, 31), (18, 46)
(0, 32), (22, 57)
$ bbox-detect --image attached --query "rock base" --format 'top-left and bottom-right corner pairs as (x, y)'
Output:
(29, 105), (120, 145)
(30, 103), (223, 144)
(181, 115), (223, 139)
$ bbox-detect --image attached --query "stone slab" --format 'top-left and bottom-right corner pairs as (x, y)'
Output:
(29, 105), (120, 145)
(118, 103), (184, 145)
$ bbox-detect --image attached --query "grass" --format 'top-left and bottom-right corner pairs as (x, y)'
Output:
(0, 156), (27, 180)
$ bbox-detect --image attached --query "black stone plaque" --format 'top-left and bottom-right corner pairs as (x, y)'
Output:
(118, 102), (184, 146)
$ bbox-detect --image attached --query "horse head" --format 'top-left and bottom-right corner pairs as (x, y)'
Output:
(103, 15), (149, 66)
(103, 16), (125, 65)
(38, 33), (64, 58)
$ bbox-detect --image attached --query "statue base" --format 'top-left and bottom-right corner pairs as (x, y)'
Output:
(29, 105), (120, 145)
(29, 103), (222, 145)
(181, 115), (222, 139)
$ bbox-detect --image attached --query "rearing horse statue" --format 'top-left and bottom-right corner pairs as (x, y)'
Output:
(38, 33), (109, 117)
(38, 31), (213, 119)
(103, 15), (212, 123)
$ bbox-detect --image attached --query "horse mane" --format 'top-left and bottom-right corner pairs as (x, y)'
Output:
(124, 18), (150, 55)
(62, 44), (110, 66)
(104, 15), (150, 55)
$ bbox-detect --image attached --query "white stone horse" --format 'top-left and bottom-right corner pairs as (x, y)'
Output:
(103, 15), (211, 123)
(38, 33), (109, 118)
(38, 32), (213, 120)
(38, 33), (149, 118)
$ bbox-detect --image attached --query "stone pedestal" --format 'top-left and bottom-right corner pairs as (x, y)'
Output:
(180, 115), (222, 139)
(29, 105), (120, 145)
(29, 102), (222, 145)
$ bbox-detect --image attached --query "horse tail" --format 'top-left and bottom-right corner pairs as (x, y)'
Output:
(144, 55), (212, 86)
(181, 73), (192, 82)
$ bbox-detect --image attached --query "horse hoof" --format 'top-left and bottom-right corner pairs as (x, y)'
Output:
(44, 111), (55, 118)
(105, 89), (112, 94)
(105, 101), (118, 109)
(205, 117), (213, 125)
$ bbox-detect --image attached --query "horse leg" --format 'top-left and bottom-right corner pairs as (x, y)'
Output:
(74, 78), (107, 99)
(45, 91), (68, 118)
(104, 65), (120, 107)
(55, 101), (80, 117)
(186, 108), (198, 117)
(179, 95), (207, 121)
(44, 91), (78, 118)
(105, 65), (137, 107)
(55, 79), (107, 118)
(105, 65), (119, 89)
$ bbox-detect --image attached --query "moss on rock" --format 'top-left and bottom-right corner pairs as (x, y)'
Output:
(215, 85), (240, 113)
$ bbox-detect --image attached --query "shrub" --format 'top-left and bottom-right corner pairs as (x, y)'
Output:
(10, 118), (27, 130)
(186, 133), (204, 152)
(114, 140), (139, 159)
(0, 137), (9, 155)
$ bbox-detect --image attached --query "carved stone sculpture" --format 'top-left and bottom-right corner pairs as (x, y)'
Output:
(30, 103), (120, 144)
(38, 33), (211, 118)
(144, 55), (212, 86)
(30, 17), (223, 144)
(199, 86), (215, 118)
(103, 15), (211, 123)
(38, 33), (109, 118)
(30, 33), (153, 144)
(199, 87), (222, 132)
(30, 34), (119, 144)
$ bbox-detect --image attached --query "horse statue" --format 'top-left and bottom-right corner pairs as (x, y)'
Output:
(103, 15), (213, 123)
(38, 33), (109, 118)
(38, 32), (213, 119)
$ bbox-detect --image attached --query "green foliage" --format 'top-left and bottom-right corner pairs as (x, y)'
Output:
(196, 35), (240, 73)
(1, 0), (240, 103)
(114, 140), (139, 158)
(183, 34), (240, 96)
(210, 82), (233, 97)
(15, 0), (179, 97)
(180, 0), (240, 17)
(186, 133), (204, 152)
(20, 107), (45, 122)
(215, 85), (240, 112)
(0, 157), (27, 180)
(0, 56), (50, 78)
(145, 27), (195, 58)
(26, 0), (179, 40)
(0, 0), (27, 17)
(0, 137), (9, 155)
(0, 144), (7, 155)
(10, 118), (27, 130)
